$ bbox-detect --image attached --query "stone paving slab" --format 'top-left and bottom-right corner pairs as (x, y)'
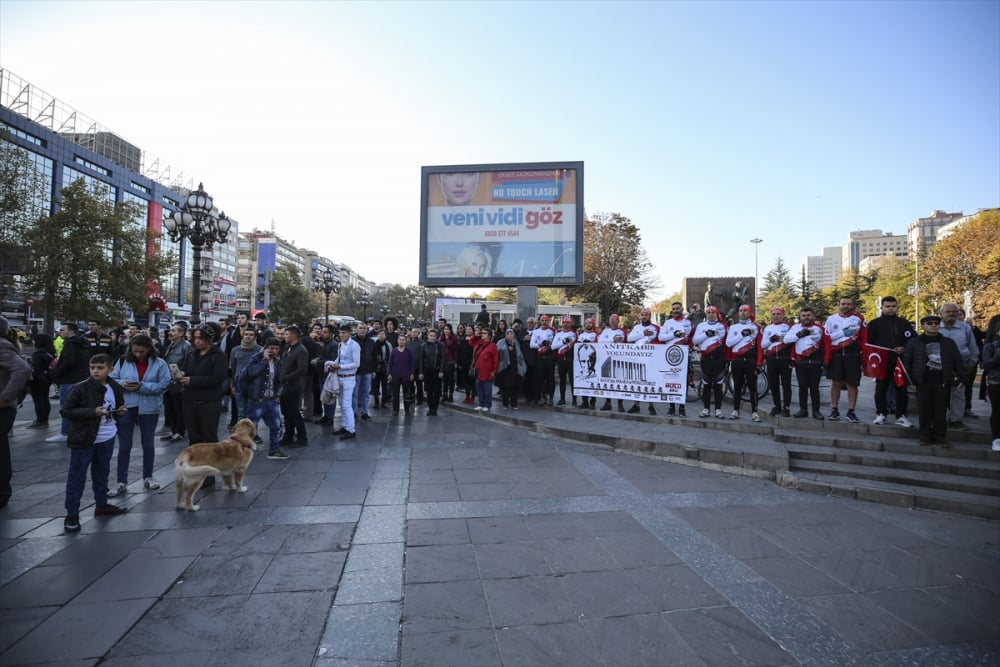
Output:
(0, 397), (998, 666)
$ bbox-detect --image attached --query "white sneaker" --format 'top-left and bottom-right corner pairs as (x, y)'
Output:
(473, 406), (483, 411)
(481, 407), (490, 413)
(895, 416), (914, 428)
(144, 478), (160, 491)
(751, 412), (761, 423)
(699, 408), (710, 418)
(729, 410), (740, 420)
(715, 409), (724, 419)
(992, 439), (1000, 452)
(873, 414), (886, 425)
(44, 434), (67, 443)
(107, 482), (127, 498)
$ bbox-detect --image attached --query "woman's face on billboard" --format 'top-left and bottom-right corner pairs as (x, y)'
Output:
(438, 172), (479, 206)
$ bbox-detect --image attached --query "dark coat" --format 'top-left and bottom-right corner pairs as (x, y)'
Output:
(60, 377), (126, 448)
(179, 346), (228, 402)
(902, 334), (961, 387)
(50, 335), (90, 384)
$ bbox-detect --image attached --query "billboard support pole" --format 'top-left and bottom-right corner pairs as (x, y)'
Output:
(516, 286), (538, 323)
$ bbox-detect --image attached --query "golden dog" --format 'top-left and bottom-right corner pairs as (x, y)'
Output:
(174, 418), (257, 511)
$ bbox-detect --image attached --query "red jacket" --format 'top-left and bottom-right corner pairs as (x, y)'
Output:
(472, 341), (498, 381)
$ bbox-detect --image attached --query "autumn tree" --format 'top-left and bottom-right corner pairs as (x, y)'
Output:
(924, 210), (1000, 320)
(823, 270), (877, 316)
(566, 212), (658, 320)
(24, 179), (175, 326)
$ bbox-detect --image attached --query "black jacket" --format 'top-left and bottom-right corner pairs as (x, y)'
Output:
(867, 315), (915, 352)
(51, 335), (91, 384)
(902, 334), (961, 387)
(60, 377), (125, 448)
(418, 341), (444, 375)
(179, 346), (228, 402)
(354, 335), (375, 374)
(280, 342), (309, 389)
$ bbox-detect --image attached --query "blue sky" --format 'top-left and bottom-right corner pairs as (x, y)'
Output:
(2, 1), (997, 301)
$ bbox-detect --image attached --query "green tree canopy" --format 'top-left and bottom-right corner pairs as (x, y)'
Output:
(265, 264), (316, 326)
(924, 209), (1000, 321)
(24, 178), (175, 326)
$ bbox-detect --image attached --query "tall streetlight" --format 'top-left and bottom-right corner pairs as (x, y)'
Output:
(358, 295), (372, 321)
(750, 238), (763, 304)
(313, 269), (340, 324)
(163, 183), (231, 325)
(380, 304), (390, 322)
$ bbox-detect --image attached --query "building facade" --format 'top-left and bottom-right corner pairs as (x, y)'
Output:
(841, 229), (909, 273)
(907, 209), (964, 253)
(0, 68), (238, 324)
(801, 246), (842, 290)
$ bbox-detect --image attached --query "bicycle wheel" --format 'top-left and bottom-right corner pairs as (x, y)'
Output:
(755, 367), (770, 399)
(686, 357), (701, 402)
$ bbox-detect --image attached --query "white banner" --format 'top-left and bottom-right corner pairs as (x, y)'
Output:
(572, 342), (689, 404)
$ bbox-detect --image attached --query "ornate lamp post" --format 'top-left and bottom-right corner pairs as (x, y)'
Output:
(163, 183), (231, 325)
(380, 304), (390, 321)
(313, 269), (340, 324)
(358, 296), (372, 322)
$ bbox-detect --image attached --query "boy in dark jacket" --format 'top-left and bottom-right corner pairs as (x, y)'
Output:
(60, 353), (128, 532)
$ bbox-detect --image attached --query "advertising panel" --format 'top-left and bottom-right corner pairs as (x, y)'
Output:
(573, 342), (690, 404)
(420, 162), (584, 287)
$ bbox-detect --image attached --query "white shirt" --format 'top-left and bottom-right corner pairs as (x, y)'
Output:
(657, 317), (691, 346)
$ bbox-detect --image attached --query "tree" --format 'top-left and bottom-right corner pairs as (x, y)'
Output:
(566, 212), (659, 320)
(0, 133), (47, 307)
(263, 264), (316, 325)
(761, 257), (794, 294)
(792, 266), (831, 318)
(924, 210), (1000, 321)
(757, 257), (798, 314)
(823, 270), (876, 316)
(23, 179), (175, 326)
(485, 288), (516, 302)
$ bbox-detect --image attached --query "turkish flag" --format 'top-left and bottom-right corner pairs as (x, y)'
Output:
(862, 343), (890, 379)
(894, 359), (908, 387)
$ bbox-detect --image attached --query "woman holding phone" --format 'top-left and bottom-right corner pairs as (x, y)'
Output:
(108, 334), (172, 495)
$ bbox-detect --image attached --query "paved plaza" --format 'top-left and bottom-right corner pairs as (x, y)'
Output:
(1, 390), (998, 666)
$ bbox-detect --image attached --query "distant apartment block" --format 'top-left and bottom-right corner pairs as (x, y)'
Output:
(907, 209), (964, 252)
(842, 229), (909, 273)
(801, 246), (842, 290)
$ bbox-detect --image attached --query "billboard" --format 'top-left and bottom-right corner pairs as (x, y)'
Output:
(420, 161), (584, 287)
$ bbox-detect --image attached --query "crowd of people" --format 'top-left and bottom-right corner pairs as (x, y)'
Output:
(0, 297), (997, 530)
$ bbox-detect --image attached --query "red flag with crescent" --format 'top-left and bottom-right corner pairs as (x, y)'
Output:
(862, 343), (891, 379)
(894, 359), (908, 387)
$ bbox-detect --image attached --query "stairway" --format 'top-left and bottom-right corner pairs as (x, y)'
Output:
(773, 419), (1000, 519)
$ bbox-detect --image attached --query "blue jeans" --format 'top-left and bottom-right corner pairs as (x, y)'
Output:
(234, 393), (248, 420)
(115, 408), (159, 483)
(65, 437), (115, 516)
(59, 383), (74, 435)
(353, 373), (372, 417)
(247, 399), (282, 453)
(476, 380), (494, 409)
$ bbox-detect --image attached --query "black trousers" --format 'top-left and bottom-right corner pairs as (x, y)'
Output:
(0, 406), (14, 501)
(556, 356), (574, 401)
(795, 361), (823, 412)
(916, 372), (949, 441)
(391, 380), (414, 412)
(701, 354), (726, 410)
(875, 370), (908, 417)
(30, 381), (52, 423)
(765, 356), (792, 411)
(280, 385), (307, 440)
(165, 388), (186, 436)
(730, 356), (758, 412)
(989, 382), (999, 439)
(183, 397), (221, 445)
(538, 354), (555, 399)
(523, 364), (539, 402)
(423, 371), (442, 411)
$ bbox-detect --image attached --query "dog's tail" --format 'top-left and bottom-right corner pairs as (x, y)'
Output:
(175, 460), (222, 477)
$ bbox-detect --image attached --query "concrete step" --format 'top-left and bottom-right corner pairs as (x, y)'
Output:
(786, 443), (1000, 480)
(775, 428), (998, 462)
(771, 414), (992, 444)
(788, 459), (1000, 497)
(785, 471), (1000, 520)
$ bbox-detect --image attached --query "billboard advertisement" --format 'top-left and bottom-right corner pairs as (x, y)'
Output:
(420, 161), (584, 287)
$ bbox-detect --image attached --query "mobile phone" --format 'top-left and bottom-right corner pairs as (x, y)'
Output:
(169, 363), (181, 376)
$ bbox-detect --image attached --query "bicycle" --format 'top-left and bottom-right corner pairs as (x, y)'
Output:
(686, 349), (769, 402)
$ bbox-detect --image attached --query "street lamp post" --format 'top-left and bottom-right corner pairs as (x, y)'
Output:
(380, 304), (390, 322)
(163, 183), (231, 326)
(358, 296), (372, 322)
(750, 238), (763, 304)
(312, 269), (340, 324)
